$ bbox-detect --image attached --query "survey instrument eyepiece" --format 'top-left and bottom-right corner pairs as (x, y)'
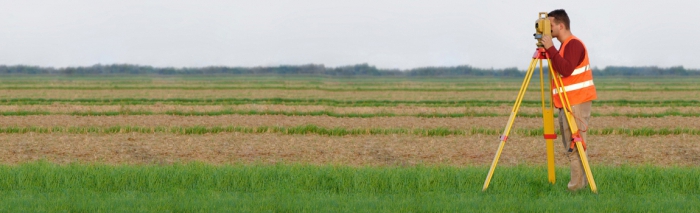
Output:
(534, 12), (551, 47)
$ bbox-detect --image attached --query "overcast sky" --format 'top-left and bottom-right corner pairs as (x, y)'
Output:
(0, 0), (698, 70)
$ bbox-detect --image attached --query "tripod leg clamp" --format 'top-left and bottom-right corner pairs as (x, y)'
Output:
(568, 132), (587, 152)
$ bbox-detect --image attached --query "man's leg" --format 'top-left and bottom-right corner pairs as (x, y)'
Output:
(558, 101), (592, 191)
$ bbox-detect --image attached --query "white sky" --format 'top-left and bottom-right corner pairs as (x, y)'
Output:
(0, 0), (698, 70)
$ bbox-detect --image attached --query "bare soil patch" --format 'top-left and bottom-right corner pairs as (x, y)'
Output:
(0, 133), (696, 166)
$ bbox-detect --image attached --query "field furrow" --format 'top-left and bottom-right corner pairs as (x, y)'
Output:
(3, 105), (700, 118)
(0, 133), (696, 166)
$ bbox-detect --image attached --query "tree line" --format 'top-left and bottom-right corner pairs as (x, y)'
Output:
(0, 64), (698, 77)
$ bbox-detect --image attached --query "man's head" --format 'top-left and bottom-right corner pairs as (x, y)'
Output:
(548, 9), (570, 37)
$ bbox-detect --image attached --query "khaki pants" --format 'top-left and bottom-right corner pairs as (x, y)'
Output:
(558, 101), (591, 191)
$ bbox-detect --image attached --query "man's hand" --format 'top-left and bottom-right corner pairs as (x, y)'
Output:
(541, 35), (554, 49)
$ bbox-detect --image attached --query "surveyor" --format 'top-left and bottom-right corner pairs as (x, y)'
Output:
(540, 9), (597, 191)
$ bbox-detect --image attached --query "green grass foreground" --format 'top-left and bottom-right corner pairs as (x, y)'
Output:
(0, 162), (698, 212)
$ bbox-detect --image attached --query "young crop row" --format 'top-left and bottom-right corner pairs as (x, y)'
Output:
(3, 85), (698, 92)
(2, 125), (699, 136)
(3, 109), (700, 118)
(0, 162), (697, 212)
(0, 85), (527, 91)
(2, 98), (699, 107)
(0, 125), (499, 136)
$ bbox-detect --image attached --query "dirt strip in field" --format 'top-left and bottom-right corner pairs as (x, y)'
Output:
(3, 105), (700, 116)
(0, 133), (696, 166)
(2, 89), (698, 101)
(2, 115), (699, 129)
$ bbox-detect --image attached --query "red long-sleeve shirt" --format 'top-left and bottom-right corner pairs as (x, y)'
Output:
(545, 39), (585, 77)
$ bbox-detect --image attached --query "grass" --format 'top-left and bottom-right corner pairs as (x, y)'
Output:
(2, 98), (700, 107)
(4, 85), (700, 91)
(2, 125), (700, 137)
(0, 162), (697, 212)
(4, 109), (700, 118)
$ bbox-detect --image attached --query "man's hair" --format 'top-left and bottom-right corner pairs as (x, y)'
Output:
(548, 9), (570, 30)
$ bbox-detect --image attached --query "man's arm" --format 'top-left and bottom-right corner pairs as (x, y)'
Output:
(545, 40), (585, 77)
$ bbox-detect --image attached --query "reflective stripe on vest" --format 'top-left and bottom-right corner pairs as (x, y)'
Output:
(552, 79), (595, 95)
(564, 64), (590, 77)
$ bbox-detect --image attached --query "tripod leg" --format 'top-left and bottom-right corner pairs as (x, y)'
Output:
(543, 109), (556, 184)
(539, 59), (556, 184)
(547, 60), (598, 193)
(482, 59), (538, 191)
(576, 141), (598, 193)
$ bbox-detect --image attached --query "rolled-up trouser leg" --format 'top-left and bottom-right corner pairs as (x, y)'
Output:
(558, 101), (592, 191)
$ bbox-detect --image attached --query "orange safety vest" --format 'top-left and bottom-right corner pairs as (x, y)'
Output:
(552, 36), (597, 108)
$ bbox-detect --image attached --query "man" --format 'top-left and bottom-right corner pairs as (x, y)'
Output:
(541, 9), (597, 191)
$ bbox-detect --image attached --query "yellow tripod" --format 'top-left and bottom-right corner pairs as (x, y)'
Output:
(481, 47), (598, 193)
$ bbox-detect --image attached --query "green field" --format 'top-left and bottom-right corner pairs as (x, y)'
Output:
(1, 76), (699, 212)
(1, 162), (699, 212)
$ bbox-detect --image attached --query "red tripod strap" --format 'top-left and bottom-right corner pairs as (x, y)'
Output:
(543, 134), (557, 139)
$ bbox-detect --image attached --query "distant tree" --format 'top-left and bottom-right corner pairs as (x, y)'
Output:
(0, 64), (698, 77)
